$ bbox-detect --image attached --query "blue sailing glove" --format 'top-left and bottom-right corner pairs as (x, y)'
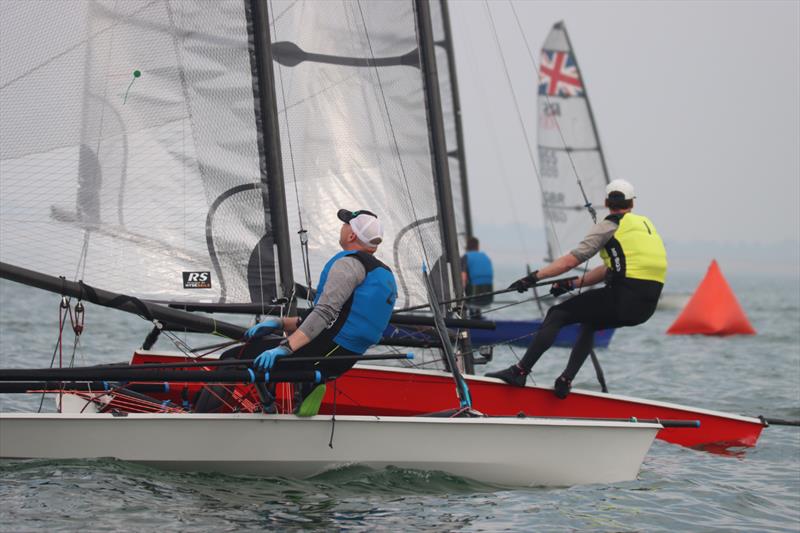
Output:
(550, 279), (575, 297)
(253, 345), (292, 371)
(243, 318), (282, 340)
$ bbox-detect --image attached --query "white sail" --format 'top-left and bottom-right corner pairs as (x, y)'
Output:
(537, 22), (609, 261)
(0, 0), (279, 304)
(270, 0), (452, 308)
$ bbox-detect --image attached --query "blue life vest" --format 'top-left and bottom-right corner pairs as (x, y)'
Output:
(464, 251), (493, 286)
(314, 250), (397, 353)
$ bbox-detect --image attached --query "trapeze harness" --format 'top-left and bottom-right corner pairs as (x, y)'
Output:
(553, 211), (667, 328)
(515, 212), (667, 378)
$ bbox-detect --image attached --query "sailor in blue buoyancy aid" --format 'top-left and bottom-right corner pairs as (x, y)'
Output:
(243, 208), (397, 379)
(461, 236), (494, 317)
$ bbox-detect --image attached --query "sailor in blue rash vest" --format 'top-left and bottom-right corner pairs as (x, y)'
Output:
(461, 236), (494, 318)
(486, 179), (667, 398)
(242, 208), (397, 378)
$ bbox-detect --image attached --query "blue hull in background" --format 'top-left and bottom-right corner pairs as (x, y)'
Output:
(384, 320), (614, 349)
(468, 319), (614, 348)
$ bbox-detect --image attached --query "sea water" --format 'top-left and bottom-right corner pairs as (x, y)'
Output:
(1, 273), (798, 532)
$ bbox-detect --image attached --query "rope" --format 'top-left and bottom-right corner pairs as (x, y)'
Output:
(39, 297), (71, 413)
(480, 295), (542, 315)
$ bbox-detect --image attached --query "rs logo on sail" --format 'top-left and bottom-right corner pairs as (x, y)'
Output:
(183, 271), (212, 289)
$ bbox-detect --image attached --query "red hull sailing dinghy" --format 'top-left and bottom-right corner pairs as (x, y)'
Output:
(131, 351), (764, 449)
(0, 0), (668, 487)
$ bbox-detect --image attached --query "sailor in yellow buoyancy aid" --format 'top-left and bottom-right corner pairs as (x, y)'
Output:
(486, 179), (666, 398)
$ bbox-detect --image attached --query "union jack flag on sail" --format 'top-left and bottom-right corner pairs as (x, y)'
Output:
(538, 51), (584, 97)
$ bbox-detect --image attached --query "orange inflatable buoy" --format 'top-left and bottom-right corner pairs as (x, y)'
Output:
(667, 260), (756, 336)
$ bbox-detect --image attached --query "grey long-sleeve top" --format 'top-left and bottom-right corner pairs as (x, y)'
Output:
(298, 256), (366, 341)
(570, 219), (620, 263)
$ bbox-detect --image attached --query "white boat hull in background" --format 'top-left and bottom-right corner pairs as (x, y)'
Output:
(0, 413), (660, 487)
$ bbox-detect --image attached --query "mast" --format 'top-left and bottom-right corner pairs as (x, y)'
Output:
(415, 0), (463, 297)
(557, 21), (610, 186)
(248, 0), (295, 300)
(439, 0), (474, 239)
(414, 0), (474, 373)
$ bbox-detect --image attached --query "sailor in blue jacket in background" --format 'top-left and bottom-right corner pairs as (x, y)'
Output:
(461, 236), (494, 318)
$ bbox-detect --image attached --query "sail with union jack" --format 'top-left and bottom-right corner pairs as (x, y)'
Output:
(538, 51), (584, 97)
(537, 21), (609, 264)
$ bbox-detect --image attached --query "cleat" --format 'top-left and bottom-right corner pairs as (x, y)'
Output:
(485, 364), (529, 387)
(553, 376), (572, 399)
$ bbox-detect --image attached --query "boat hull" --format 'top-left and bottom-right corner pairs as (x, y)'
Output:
(385, 321), (614, 348)
(0, 413), (659, 487)
(469, 320), (614, 348)
(131, 353), (764, 448)
(324, 366), (764, 448)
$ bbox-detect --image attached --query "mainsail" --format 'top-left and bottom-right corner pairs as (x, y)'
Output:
(537, 22), (610, 262)
(0, 0), (460, 311)
(0, 0), (283, 304)
(269, 0), (458, 309)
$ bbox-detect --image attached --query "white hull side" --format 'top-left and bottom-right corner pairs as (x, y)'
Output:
(0, 413), (659, 487)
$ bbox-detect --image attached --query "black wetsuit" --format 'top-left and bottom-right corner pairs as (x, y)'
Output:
(519, 211), (666, 381)
(518, 278), (662, 380)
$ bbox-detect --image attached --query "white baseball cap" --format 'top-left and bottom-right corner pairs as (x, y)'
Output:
(606, 179), (636, 200)
(337, 208), (384, 248)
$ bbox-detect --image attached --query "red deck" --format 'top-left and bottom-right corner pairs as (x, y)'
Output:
(131, 352), (763, 449)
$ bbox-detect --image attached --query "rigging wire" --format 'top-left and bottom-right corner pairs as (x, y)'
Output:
(354, 0), (437, 273)
(504, 2), (611, 391)
(38, 298), (71, 413)
(456, 9), (535, 266)
(160, 329), (197, 358)
(505, 1), (595, 293)
(483, 0), (563, 258)
(495, 1), (602, 291)
(507, 1), (599, 226)
(269, 0), (313, 295)
(353, 0), (466, 371)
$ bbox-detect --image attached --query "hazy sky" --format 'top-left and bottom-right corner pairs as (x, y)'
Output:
(445, 1), (799, 273)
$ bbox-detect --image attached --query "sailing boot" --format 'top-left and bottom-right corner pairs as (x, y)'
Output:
(553, 375), (572, 399)
(485, 364), (529, 387)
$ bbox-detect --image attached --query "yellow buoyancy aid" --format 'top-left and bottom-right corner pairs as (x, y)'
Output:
(600, 213), (667, 283)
